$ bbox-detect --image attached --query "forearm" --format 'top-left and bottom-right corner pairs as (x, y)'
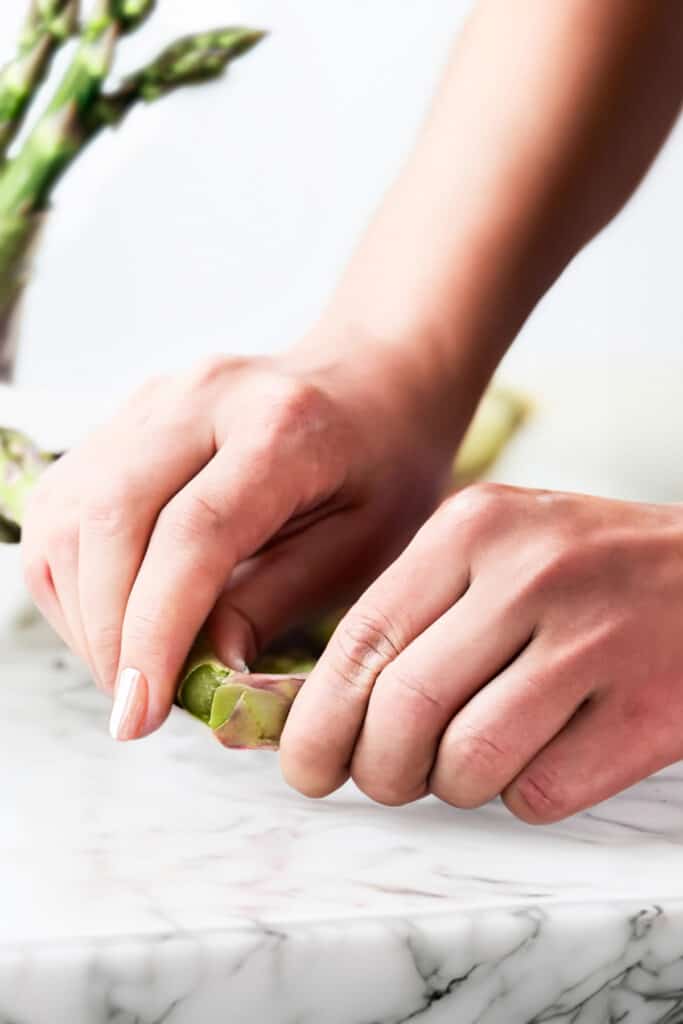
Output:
(295, 0), (683, 452)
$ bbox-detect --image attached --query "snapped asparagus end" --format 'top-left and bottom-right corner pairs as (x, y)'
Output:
(176, 638), (305, 749)
(210, 675), (304, 750)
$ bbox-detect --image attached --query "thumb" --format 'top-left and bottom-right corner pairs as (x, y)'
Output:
(206, 510), (383, 671)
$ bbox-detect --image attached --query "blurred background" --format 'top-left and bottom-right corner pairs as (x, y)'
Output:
(2, 0), (683, 498)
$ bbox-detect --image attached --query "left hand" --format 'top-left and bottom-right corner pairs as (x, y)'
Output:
(280, 483), (683, 823)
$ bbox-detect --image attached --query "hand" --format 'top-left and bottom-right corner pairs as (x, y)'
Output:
(281, 484), (683, 823)
(20, 331), (458, 741)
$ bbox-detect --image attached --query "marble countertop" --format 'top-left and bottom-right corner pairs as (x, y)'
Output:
(3, 362), (683, 1023)
(4, 601), (683, 1024)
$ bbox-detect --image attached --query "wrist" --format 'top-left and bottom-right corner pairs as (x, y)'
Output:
(283, 307), (490, 474)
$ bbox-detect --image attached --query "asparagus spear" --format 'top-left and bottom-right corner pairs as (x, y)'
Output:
(89, 27), (267, 135)
(0, 0), (79, 162)
(453, 386), (530, 485)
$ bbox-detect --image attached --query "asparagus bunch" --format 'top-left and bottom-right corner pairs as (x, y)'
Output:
(0, 388), (529, 748)
(0, 1), (265, 379)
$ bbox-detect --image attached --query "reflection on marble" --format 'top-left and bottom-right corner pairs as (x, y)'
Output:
(1, 603), (683, 1024)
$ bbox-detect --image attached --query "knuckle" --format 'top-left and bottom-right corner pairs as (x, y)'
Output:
(161, 491), (226, 544)
(121, 609), (156, 645)
(525, 535), (581, 596)
(187, 354), (232, 392)
(505, 766), (570, 825)
(330, 607), (402, 697)
(82, 485), (135, 534)
(441, 482), (510, 532)
(264, 378), (328, 439)
(89, 622), (122, 681)
(121, 612), (169, 669)
(380, 663), (445, 714)
(435, 729), (506, 808)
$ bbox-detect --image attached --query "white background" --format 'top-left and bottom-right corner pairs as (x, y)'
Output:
(2, 0), (682, 398)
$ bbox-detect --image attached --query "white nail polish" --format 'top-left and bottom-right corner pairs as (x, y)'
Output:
(109, 668), (146, 741)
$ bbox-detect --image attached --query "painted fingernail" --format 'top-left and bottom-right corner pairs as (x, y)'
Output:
(109, 668), (148, 742)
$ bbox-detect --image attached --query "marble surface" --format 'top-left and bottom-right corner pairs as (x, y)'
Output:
(3, 361), (683, 1023)
(4, 602), (683, 1024)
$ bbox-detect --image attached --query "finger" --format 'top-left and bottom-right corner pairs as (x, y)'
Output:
(207, 507), (395, 670)
(280, 500), (475, 798)
(21, 465), (91, 666)
(20, 460), (76, 643)
(21, 544), (72, 648)
(429, 637), (590, 809)
(502, 687), (680, 825)
(78, 385), (215, 692)
(349, 574), (537, 806)
(47, 537), (97, 674)
(115, 435), (322, 739)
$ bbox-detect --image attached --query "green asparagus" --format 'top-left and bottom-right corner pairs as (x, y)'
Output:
(177, 644), (306, 751)
(0, 1), (265, 381)
(0, 18), (264, 219)
(453, 386), (531, 485)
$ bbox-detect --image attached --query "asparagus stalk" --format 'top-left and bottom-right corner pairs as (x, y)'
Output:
(453, 386), (531, 485)
(0, 0), (79, 163)
(0, 210), (44, 380)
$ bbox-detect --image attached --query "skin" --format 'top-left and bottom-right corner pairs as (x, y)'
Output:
(21, 0), (683, 819)
(282, 486), (683, 823)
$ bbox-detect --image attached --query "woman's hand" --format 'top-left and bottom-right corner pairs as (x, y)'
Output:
(20, 331), (461, 741)
(281, 484), (683, 823)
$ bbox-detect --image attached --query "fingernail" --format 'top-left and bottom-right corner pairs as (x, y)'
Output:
(110, 668), (148, 742)
(223, 651), (250, 673)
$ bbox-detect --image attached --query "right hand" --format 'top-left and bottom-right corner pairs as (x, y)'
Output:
(21, 331), (462, 740)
